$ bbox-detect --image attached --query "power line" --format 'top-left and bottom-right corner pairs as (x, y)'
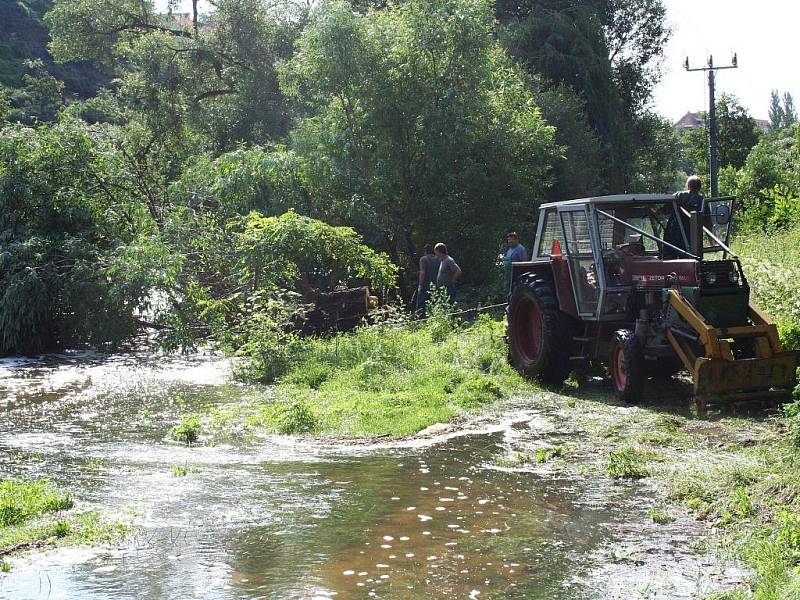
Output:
(684, 54), (738, 197)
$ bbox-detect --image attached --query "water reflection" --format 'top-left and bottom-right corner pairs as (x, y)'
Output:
(0, 354), (743, 599)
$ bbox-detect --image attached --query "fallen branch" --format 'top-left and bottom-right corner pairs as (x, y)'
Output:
(0, 537), (52, 557)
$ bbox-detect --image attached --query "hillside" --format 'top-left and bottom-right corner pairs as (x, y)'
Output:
(0, 0), (107, 96)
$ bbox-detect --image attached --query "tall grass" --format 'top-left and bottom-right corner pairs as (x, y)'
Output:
(676, 223), (800, 598)
(237, 313), (530, 437)
(0, 479), (73, 528)
(0, 479), (127, 559)
(737, 225), (800, 343)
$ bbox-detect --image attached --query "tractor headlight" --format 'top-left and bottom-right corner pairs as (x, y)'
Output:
(705, 272), (717, 285)
(729, 270), (740, 284)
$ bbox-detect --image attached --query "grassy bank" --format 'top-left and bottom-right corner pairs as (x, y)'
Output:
(737, 224), (800, 344)
(666, 409), (800, 599)
(0, 479), (127, 568)
(209, 313), (534, 437)
(678, 224), (800, 598)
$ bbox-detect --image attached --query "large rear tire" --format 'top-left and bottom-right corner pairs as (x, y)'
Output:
(507, 274), (572, 386)
(610, 329), (645, 404)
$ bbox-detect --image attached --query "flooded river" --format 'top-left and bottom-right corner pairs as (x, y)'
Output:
(0, 353), (744, 599)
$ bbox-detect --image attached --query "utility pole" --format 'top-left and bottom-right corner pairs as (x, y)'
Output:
(684, 54), (738, 197)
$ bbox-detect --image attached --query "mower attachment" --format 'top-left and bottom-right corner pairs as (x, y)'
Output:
(665, 290), (799, 414)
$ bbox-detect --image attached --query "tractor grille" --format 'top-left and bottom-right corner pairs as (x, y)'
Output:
(700, 260), (742, 287)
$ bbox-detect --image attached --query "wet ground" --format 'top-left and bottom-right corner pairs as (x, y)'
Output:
(0, 353), (746, 599)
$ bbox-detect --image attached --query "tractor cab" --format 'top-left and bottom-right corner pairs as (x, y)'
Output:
(527, 194), (739, 322)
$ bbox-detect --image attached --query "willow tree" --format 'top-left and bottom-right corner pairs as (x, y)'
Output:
(496, 0), (671, 192)
(0, 119), (156, 354)
(282, 0), (557, 284)
(46, 0), (301, 151)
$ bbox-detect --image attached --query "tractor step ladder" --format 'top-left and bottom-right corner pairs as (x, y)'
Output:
(572, 324), (602, 365)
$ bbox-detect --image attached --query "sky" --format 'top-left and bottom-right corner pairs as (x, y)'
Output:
(654, 0), (799, 122)
(157, 0), (798, 123)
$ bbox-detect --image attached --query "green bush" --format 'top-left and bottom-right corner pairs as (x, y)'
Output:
(277, 400), (319, 435)
(169, 416), (202, 444)
(234, 327), (306, 384)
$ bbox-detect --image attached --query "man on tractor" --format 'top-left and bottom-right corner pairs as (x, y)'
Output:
(663, 176), (706, 258)
(504, 192), (798, 415)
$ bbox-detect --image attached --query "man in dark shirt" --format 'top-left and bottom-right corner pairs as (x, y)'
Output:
(416, 244), (439, 313)
(434, 242), (462, 300)
(663, 176), (706, 258)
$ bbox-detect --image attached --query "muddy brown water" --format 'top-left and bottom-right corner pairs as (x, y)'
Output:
(0, 353), (746, 599)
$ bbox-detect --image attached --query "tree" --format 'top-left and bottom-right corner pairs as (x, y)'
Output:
(0, 0), (107, 97)
(4, 59), (64, 124)
(0, 118), (153, 354)
(46, 0), (302, 150)
(531, 83), (605, 199)
(629, 112), (681, 192)
(717, 95), (761, 170)
(283, 0), (558, 284)
(735, 125), (800, 230)
(769, 90), (784, 131)
(684, 94), (761, 178)
(496, 0), (671, 192)
(783, 92), (797, 128)
(603, 0), (671, 112)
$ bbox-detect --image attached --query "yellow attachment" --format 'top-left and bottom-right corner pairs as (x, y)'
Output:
(666, 290), (799, 412)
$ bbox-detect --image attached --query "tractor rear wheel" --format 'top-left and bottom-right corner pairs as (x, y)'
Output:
(610, 329), (645, 404)
(507, 275), (572, 386)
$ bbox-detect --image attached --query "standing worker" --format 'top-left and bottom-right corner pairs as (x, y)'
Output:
(434, 243), (461, 301)
(416, 244), (440, 314)
(503, 232), (528, 292)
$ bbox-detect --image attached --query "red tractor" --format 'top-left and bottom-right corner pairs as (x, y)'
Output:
(506, 194), (798, 414)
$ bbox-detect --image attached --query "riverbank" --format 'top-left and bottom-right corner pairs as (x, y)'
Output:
(0, 479), (127, 568)
(495, 382), (800, 599)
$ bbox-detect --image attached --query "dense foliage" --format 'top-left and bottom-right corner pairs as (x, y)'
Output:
(1, 0), (679, 354)
(682, 94), (762, 179)
(0, 0), (106, 97)
(283, 0), (558, 282)
(0, 119), (144, 354)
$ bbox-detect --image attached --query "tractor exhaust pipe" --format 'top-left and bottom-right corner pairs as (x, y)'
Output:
(690, 211), (703, 258)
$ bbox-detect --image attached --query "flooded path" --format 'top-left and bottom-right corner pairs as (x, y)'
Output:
(0, 353), (744, 599)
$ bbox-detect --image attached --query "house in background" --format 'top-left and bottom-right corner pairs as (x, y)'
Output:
(675, 111), (704, 131)
(674, 111), (770, 133)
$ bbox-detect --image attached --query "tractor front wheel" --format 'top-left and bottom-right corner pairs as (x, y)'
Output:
(507, 275), (571, 386)
(610, 329), (645, 404)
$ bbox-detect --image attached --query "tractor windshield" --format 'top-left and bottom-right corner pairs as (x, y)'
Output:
(595, 203), (678, 257)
